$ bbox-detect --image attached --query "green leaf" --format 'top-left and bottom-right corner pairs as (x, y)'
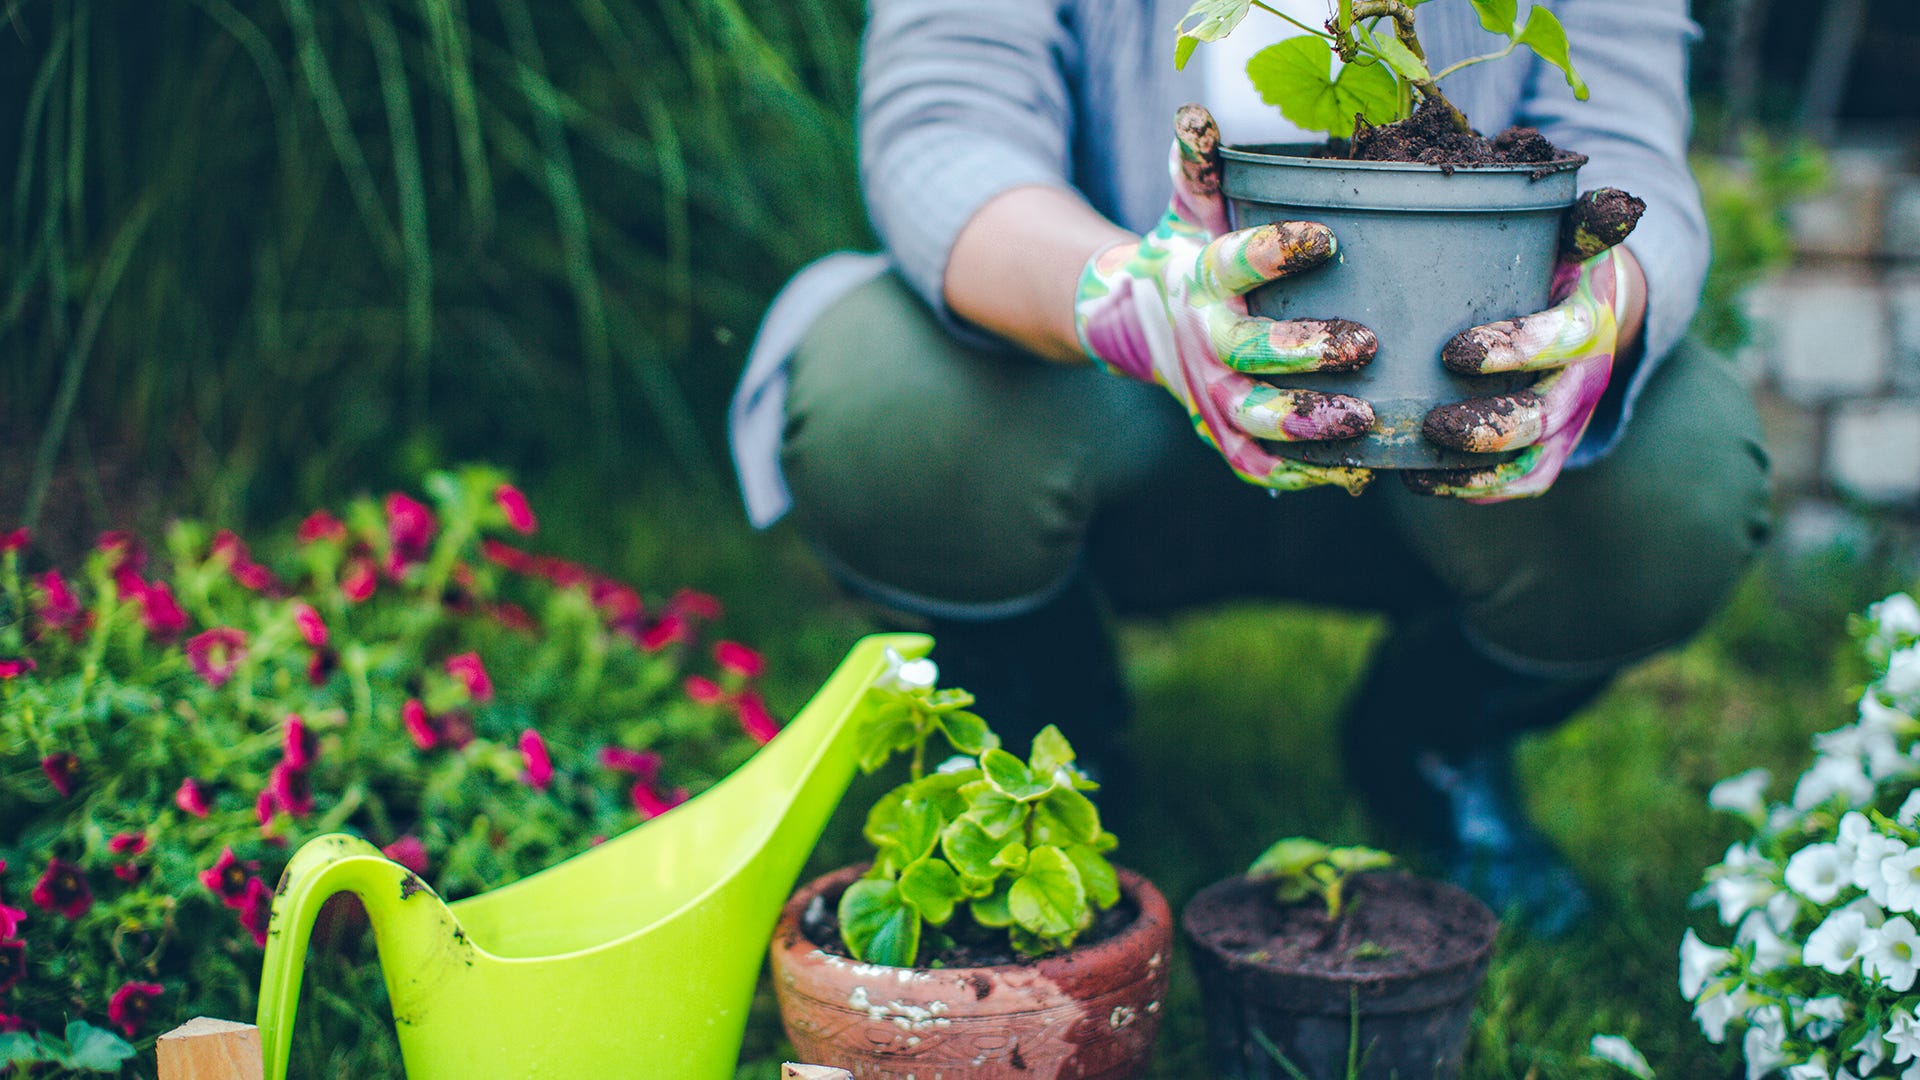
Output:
(1515, 5), (1587, 99)
(982, 748), (1052, 801)
(915, 770), (980, 823)
(1467, 0), (1519, 37)
(941, 816), (1006, 880)
(1358, 23), (1430, 82)
(1174, 0), (1254, 70)
(1249, 837), (1330, 880)
(1065, 844), (1122, 909)
(1009, 846), (1088, 939)
(839, 878), (922, 966)
(1327, 845), (1395, 873)
(856, 701), (920, 773)
(1028, 724), (1075, 776)
(0, 1033), (48, 1067)
(962, 782), (1029, 839)
(934, 709), (995, 756)
(868, 792), (945, 866)
(1247, 36), (1400, 140)
(992, 841), (1030, 874)
(899, 857), (962, 925)
(1033, 787), (1101, 846)
(972, 883), (1016, 927)
(61, 1022), (135, 1072)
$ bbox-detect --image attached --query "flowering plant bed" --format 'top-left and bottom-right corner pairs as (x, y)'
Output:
(0, 467), (776, 1073)
(1683, 591), (1920, 1078)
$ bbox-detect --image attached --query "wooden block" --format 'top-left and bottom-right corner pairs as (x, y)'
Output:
(156, 1018), (263, 1080)
(782, 1065), (853, 1080)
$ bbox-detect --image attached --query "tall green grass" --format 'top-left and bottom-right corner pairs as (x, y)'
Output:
(1, 0), (868, 527)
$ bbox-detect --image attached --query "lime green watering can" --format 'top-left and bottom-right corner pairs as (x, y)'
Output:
(255, 632), (929, 1079)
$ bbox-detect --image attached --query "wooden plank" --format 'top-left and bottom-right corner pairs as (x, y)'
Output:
(155, 1018), (263, 1080)
(782, 1065), (853, 1080)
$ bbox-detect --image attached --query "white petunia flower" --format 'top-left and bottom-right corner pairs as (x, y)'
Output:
(1887, 647), (1920, 700)
(1884, 848), (1920, 914)
(1746, 1006), (1790, 1080)
(1860, 692), (1917, 737)
(1704, 843), (1781, 927)
(1856, 1023), (1890, 1074)
(1804, 909), (1871, 973)
(1865, 916), (1920, 991)
(1737, 911), (1799, 973)
(1784, 1052), (1831, 1080)
(1901, 790), (1920, 827)
(1799, 996), (1850, 1042)
(1766, 890), (1801, 934)
(1890, 1009), (1920, 1065)
(1680, 929), (1732, 1000)
(875, 648), (939, 692)
(1839, 893), (1888, 927)
(1856, 833), (1910, 904)
(1786, 843), (1849, 904)
(1588, 1035), (1654, 1079)
(1872, 594), (1920, 639)
(1710, 768), (1772, 817)
(1795, 754), (1877, 810)
(1695, 982), (1763, 1045)
(1770, 804), (1808, 833)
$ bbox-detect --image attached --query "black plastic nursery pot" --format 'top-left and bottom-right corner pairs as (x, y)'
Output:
(1182, 872), (1499, 1080)
(1219, 145), (1582, 470)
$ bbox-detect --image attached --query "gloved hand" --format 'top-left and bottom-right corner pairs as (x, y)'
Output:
(1075, 104), (1379, 495)
(1409, 189), (1645, 502)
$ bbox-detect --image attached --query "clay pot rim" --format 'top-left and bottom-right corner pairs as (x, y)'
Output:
(776, 862), (1171, 977)
(1180, 870), (1499, 986)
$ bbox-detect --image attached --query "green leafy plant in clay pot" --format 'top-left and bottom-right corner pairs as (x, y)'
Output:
(1172, 0), (1644, 475)
(768, 673), (1172, 1079)
(1182, 838), (1498, 1079)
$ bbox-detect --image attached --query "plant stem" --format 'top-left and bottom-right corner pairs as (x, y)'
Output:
(1252, 0), (1334, 39)
(1348, 0), (1472, 133)
(1431, 41), (1518, 82)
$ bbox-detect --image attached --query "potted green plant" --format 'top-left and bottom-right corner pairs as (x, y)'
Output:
(1182, 838), (1498, 1079)
(1173, 0), (1640, 470)
(769, 681), (1172, 1078)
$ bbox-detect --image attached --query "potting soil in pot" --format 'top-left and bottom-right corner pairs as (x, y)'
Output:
(1183, 872), (1491, 981)
(1346, 97), (1582, 170)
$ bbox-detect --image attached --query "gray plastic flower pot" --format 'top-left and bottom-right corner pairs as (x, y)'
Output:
(1219, 145), (1581, 470)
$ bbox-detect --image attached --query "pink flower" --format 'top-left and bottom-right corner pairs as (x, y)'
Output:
(519, 729), (553, 792)
(0, 941), (23, 994)
(638, 614), (686, 652)
(199, 848), (256, 909)
(297, 510), (347, 544)
(108, 832), (147, 856)
(0, 528), (28, 552)
(0, 901), (25, 939)
(735, 690), (781, 745)
(598, 747), (661, 781)
(292, 603), (328, 648)
(0, 1013), (24, 1033)
(683, 675), (725, 705)
(175, 778), (210, 818)
(186, 627), (248, 687)
(630, 781), (689, 821)
(138, 581), (188, 639)
(402, 699), (438, 750)
(590, 580), (642, 622)
(495, 484), (538, 535)
(342, 556), (378, 603)
(714, 641), (765, 679)
(98, 532), (147, 596)
(385, 492), (437, 567)
(35, 570), (87, 638)
(445, 652), (493, 701)
(265, 763), (313, 819)
(237, 877), (273, 947)
(212, 530), (277, 592)
(40, 753), (78, 797)
(488, 602), (535, 633)
(669, 588), (723, 621)
(383, 836), (429, 874)
(30, 859), (91, 919)
(307, 647), (338, 686)
(0, 658), (33, 679)
(107, 981), (164, 1038)
(283, 714), (318, 770)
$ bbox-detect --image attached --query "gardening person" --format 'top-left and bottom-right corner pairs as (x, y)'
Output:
(728, 0), (1771, 933)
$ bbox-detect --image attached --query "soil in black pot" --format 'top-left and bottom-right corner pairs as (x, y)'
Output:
(799, 880), (1139, 969)
(1346, 97), (1586, 172)
(1184, 872), (1489, 980)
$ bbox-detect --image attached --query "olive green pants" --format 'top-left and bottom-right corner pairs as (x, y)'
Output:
(779, 273), (1771, 674)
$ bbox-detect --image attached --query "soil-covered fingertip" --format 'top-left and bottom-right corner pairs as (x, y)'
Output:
(1560, 188), (1647, 261)
(1319, 319), (1377, 370)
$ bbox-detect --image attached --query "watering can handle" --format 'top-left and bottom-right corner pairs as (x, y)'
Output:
(255, 834), (470, 1080)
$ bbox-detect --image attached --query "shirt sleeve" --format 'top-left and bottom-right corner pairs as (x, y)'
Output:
(859, 0), (1081, 322)
(1518, 0), (1707, 462)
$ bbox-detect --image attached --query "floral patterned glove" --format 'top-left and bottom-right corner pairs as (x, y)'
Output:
(1409, 190), (1645, 502)
(1074, 105), (1379, 495)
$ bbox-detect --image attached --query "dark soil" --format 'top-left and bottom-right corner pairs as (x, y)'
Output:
(1184, 872), (1494, 979)
(1348, 98), (1585, 173)
(800, 884), (1140, 970)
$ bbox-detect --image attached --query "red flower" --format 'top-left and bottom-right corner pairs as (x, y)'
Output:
(108, 832), (147, 856)
(30, 859), (91, 920)
(0, 658), (34, 679)
(0, 902), (24, 939)
(669, 588), (723, 621)
(598, 747), (661, 782)
(107, 981), (164, 1038)
(265, 763), (314, 819)
(175, 778), (210, 818)
(385, 492), (437, 568)
(714, 641), (765, 679)
(341, 556), (378, 603)
(630, 781), (689, 821)
(590, 580), (642, 622)
(292, 603), (328, 648)
(237, 877), (273, 947)
(0, 941), (23, 994)
(297, 510), (347, 545)
(402, 699), (438, 750)
(186, 627), (248, 687)
(735, 690), (781, 746)
(683, 675), (725, 705)
(0, 528), (28, 552)
(283, 714), (318, 770)
(40, 753), (78, 797)
(212, 530), (277, 592)
(383, 836), (429, 874)
(519, 729), (553, 792)
(138, 581), (188, 639)
(495, 484), (538, 535)
(35, 570), (87, 638)
(445, 652), (493, 701)
(199, 848), (256, 909)
(638, 614), (686, 652)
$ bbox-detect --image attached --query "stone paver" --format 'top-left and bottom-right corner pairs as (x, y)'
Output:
(1756, 272), (1890, 403)
(1827, 399), (1920, 504)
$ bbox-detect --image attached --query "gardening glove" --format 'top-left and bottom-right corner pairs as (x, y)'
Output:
(1407, 190), (1646, 502)
(1074, 104), (1379, 495)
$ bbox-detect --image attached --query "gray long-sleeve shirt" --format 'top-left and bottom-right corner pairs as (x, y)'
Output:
(731, 0), (1707, 526)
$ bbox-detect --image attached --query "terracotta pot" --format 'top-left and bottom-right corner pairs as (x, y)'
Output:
(1182, 873), (1498, 1080)
(770, 864), (1172, 1079)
